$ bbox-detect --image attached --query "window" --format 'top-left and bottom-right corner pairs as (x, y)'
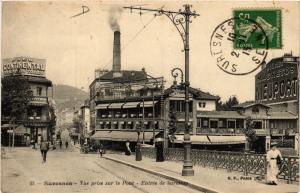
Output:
(202, 119), (208, 128)
(198, 102), (206, 108)
(228, 120), (236, 128)
(252, 106), (259, 114)
(210, 120), (218, 128)
(218, 120), (225, 128)
(253, 121), (262, 129)
(36, 87), (42, 96)
(196, 118), (201, 127)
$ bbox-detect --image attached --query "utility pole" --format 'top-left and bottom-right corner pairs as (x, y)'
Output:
(124, 4), (199, 176)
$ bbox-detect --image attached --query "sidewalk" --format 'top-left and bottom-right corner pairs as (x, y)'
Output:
(102, 153), (299, 193)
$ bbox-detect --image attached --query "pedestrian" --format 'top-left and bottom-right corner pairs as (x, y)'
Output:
(40, 138), (49, 163)
(266, 142), (283, 185)
(99, 143), (104, 157)
(125, 140), (132, 156)
(65, 141), (68, 149)
(59, 140), (62, 149)
(155, 138), (165, 162)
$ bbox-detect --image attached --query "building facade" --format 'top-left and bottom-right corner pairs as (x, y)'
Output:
(1, 57), (53, 146)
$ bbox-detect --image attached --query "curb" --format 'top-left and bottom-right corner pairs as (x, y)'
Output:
(102, 155), (222, 193)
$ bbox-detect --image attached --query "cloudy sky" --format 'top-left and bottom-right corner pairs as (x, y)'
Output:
(2, 1), (299, 102)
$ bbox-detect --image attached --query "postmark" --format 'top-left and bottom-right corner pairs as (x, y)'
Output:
(233, 9), (282, 49)
(210, 17), (268, 75)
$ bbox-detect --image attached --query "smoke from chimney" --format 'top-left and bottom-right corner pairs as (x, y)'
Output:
(113, 31), (121, 72)
(108, 6), (123, 31)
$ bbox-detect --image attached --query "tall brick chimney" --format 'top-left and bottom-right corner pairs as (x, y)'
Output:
(113, 31), (121, 76)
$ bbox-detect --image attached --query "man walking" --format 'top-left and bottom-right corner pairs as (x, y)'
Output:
(40, 139), (49, 163)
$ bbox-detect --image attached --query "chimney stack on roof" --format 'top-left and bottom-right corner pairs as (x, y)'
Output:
(112, 31), (122, 78)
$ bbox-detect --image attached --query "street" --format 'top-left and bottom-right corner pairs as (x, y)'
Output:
(1, 147), (199, 193)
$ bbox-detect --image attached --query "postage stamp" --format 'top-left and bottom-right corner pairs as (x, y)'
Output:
(233, 9), (282, 49)
(210, 17), (268, 75)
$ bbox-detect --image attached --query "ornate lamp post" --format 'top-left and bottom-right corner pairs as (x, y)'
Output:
(124, 4), (198, 176)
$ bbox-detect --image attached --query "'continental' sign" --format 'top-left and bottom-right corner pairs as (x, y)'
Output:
(2, 57), (46, 77)
(255, 56), (299, 104)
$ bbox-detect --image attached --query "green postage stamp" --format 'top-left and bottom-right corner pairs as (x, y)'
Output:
(233, 9), (282, 49)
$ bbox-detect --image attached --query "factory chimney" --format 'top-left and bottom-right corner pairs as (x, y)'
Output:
(112, 31), (122, 77)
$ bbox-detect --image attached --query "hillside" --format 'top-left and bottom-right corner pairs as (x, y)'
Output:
(52, 84), (89, 112)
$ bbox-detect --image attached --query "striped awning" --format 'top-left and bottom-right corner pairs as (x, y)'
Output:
(96, 104), (110, 109)
(171, 135), (246, 145)
(108, 103), (125, 109)
(140, 100), (158, 107)
(123, 102), (141, 108)
(91, 131), (159, 142)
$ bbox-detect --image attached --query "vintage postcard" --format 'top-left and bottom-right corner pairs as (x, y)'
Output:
(1, 1), (299, 193)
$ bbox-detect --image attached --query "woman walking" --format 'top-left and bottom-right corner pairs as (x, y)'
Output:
(266, 142), (283, 185)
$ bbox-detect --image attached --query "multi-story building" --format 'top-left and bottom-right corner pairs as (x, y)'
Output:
(80, 99), (91, 137)
(90, 31), (223, 149)
(255, 53), (299, 114)
(1, 57), (53, 146)
(254, 53), (299, 154)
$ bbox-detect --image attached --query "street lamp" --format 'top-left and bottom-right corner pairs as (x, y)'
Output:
(124, 4), (198, 176)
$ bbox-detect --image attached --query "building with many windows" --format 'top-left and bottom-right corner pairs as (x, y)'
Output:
(1, 57), (53, 146)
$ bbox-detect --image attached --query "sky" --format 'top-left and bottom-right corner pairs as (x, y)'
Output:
(2, 1), (300, 102)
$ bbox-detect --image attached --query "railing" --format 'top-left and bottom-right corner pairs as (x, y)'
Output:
(30, 96), (48, 103)
(196, 128), (243, 135)
(141, 147), (299, 183)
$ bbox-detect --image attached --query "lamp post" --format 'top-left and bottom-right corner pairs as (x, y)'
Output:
(124, 4), (198, 176)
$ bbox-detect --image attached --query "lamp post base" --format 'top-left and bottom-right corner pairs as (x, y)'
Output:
(182, 140), (194, 176)
(135, 142), (142, 161)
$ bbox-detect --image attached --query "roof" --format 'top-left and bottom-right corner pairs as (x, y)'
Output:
(267, 111), (298, 119)
(164, 86), (219, 100)
(25, 75), (52, 86)
(233, 101), (270, 109)
(197, 111), (245, 119)
(99, 70), (148, 83)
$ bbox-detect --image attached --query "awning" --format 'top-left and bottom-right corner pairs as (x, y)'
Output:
(14, 125), (27, 134)
(91, 131), (158, 142)
(140, 100), (158, 107)
(96, 104), (109, 109)
(171, 135), (246, 145)
(123, 102), (140, 108)
(1, 124), (17, 128)
(108, 103), (125, 109)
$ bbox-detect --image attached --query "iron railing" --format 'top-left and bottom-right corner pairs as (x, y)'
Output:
(141, 147), (299, 183)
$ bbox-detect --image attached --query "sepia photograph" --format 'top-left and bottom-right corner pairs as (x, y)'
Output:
(1, 1), (299, 193)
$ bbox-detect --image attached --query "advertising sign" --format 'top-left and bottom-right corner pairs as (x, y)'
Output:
(2, 57), (46, 77)
(255, 59), (298, 104)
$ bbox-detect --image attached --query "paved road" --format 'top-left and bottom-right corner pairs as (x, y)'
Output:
(1, 147), (200, 193)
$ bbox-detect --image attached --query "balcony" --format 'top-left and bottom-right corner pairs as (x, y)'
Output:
(29, 96), (48, 105)
(196, 128), (243, 135)
(255, 129), (270, 136)
(270, 128), (297, 136)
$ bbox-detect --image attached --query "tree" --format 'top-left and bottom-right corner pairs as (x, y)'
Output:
(48, 105), (57, 137)
(168, 110), (177, 143)
(217, 96), (239, 111)
(1, 75), (33, 123)
(242, 117), (258, 151)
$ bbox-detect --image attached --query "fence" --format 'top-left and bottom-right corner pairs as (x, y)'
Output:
(141, 147), (299, 184)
